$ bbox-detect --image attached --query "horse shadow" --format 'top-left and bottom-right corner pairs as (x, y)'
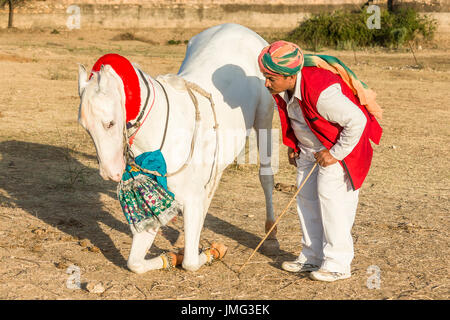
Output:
(204, 214), (297, 270)
(0, 140), (134, 268)
(0, 140), (294, 271)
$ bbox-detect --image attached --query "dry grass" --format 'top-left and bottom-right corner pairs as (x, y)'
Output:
(0, 27), (449, 300)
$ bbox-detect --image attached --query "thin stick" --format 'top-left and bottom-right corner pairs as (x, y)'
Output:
(408, 41), (419, 66)
(238, 162), (318, 273)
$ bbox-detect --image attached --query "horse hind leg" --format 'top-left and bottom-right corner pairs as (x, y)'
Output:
(254, 101), (280, 254)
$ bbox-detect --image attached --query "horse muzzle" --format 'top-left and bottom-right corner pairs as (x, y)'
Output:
(99, 159), (125, 182)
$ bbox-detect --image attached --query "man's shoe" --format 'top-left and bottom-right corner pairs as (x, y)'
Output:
(309, 269), (351, 282)
(281, 260), (319, 273)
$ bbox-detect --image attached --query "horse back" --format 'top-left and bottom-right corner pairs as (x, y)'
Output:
(178, 23), (268, 80)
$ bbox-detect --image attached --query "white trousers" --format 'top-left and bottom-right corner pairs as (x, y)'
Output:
(295, 157), (359, 274)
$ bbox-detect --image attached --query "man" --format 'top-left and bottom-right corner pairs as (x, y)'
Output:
(258, 41), (382, 282)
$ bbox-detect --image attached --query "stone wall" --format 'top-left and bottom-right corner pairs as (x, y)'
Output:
(1, 0), (448, 31)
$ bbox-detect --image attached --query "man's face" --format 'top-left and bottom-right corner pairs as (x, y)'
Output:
(262, 72), (296, 95)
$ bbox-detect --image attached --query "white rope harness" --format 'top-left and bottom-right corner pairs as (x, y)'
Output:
(123, 74), (219, 195)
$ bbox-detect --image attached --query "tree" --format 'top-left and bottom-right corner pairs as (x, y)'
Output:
(387, 0), (396, 13)
(1, 0), (29, 28)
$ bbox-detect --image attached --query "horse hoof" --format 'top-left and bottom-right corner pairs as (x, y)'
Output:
(210, 242), (228, 260)
(261, 239), (280, 255)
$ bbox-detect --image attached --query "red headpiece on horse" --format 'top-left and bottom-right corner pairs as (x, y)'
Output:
(90, 53), (141, 123)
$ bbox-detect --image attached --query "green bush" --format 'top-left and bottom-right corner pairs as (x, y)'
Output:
(286, 8), (437, 50)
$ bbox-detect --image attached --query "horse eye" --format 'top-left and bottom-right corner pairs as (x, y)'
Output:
(105, 120), (115, 129)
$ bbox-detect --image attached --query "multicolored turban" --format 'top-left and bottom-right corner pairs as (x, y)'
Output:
(258, 41), (383, 119)
(258, 40), (304, 76)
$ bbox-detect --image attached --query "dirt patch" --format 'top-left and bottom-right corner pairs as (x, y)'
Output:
(0, 27), (448, 300)
(0, 53), (34, 63)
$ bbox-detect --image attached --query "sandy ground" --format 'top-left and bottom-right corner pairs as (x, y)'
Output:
(0, 26), (448, 300)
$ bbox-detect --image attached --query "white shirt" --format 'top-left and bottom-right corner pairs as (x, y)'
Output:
(282, 73), (367, 161)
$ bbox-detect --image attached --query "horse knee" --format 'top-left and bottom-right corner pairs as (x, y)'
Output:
(127, 260), (146, 274)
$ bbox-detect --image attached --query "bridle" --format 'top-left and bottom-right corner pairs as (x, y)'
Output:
(122, 70), (170, 170)
(125, 69), (166, 149)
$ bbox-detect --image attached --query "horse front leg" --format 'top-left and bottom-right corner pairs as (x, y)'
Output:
(181, 196), (227, 271)
(127, 227), (181, 273)
(181, 196), (206, 271)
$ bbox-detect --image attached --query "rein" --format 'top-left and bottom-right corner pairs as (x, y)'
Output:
(123, 70), (219, 193)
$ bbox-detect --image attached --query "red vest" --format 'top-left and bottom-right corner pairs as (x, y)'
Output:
(274, 66), (382, 190)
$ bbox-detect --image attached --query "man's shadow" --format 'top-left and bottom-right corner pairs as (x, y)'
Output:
(211, 63), (266, 126)
(0, 140), (132, 267)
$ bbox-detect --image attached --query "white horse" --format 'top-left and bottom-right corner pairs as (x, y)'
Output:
(77, 23), (277, 273)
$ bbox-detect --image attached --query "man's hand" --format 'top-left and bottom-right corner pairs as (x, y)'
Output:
(288, 147), (299, 167)
(314, 149), (338, 167)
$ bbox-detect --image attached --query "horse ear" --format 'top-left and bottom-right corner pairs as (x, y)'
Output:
(78, 63), (88, 97)
(98, 64), (112, 92)
(131, 62), (141, 69)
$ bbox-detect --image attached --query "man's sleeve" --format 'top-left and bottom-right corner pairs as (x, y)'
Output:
(316, 83), (367, 160)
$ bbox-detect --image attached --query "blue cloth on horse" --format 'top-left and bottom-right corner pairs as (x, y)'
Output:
(118, 149), (180, 232)
(121, 150), (174, 197)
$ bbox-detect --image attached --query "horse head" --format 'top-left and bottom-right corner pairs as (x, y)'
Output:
(78, 63), (126, 182)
